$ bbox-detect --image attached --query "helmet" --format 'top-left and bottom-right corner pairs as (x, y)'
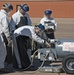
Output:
(20, 4), (29, 12)
(2, 3), (13, 10)
(38, 24), (45, 30)
(44, 10), (52, 15)
(35, 24), (45, 30)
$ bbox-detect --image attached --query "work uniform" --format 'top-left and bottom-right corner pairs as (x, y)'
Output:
(0, 9), (10, 69)
(10, 10), (32, 33)
(40, 17), (57, 39)
(13, 26), (45, 68)
(10, 10), (32, 68)
(34, 30), (48, 49)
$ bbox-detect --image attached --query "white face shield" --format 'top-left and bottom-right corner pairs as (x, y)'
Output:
(2, 3), (13, 15)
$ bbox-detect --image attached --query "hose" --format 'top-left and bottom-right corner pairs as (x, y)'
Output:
(23, 49), (49, 74)
(23, 48), (61, 74)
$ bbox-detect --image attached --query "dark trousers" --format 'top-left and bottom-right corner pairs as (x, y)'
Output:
(6, 46), (13, 65)
(1, 33), (13, 67)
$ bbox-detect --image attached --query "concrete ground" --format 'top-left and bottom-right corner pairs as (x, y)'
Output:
(0, 70), (71, 75)
(1, 72), (70, 75)
(2, 18), (74, 75)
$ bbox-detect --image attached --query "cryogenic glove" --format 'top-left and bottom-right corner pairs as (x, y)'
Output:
(7, 36), (12, 47)
(44, 41), (51, 48)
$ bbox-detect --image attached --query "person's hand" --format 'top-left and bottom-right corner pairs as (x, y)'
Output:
(7, 40), (12, 47)
(49, 28), (54, 32)
(47, 29), (54, 34)
(44, 41), (51, 48)
(7, 36), (12, 47)
(44, 29), (54, 34)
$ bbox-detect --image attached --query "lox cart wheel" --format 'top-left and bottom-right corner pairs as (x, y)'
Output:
(62, 55), (74, 74)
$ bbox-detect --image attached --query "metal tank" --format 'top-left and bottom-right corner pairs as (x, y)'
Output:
(38, 39), (74, 74)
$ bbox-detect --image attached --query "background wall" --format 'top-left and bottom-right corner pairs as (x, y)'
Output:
(0, 1), (74, 18)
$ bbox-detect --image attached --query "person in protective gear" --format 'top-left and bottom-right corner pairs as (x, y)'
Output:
(33, 24), (48, 50)
(40, 9), (57, 39)
(12, 24), (50, 70)
(0, 3), (13, 73)
(10, 4), (32, 68)
(10, 4), (32, 35)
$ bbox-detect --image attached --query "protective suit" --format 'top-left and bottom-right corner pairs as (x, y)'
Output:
(10, 4), (32, 68)
(13, 26), (48, 69)
(40, 10), (57, 39)
(0, 9), (11, 69)
(10, 10), (32, 33)
(40, 17), (57, 39)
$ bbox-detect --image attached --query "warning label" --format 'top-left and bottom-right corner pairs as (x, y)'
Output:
(63, 42), (74, 51)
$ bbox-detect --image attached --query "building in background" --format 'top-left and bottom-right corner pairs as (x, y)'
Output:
(0, 0), (74, 18)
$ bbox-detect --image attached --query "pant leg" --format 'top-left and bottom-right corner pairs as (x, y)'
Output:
(6, 46), (13, 68)
(1, 32), (13, 68)
(0, 35), (7, 69)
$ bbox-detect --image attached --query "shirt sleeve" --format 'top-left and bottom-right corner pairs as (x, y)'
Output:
(9, 15), (17, 33)
(1, 16), (10, 38)
(31, 30), (44, 44)
(51, 19), (57, 31)
(40, 18), (45, 25)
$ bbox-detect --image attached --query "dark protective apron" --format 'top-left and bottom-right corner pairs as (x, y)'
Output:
(13, 16), (31, 69)
(15, 16), (28, 29)
(16, 36), (31, 69)
(46, 33), (55, 39)
(44, 21), (55, 39)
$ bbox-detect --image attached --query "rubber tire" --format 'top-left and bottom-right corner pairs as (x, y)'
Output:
(62, 55), (74, 74)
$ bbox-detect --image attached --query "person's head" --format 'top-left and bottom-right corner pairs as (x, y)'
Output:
(44, 9), (52, 19)
(2, 3), (13, 15)
(35, 24), (45, 34)
(19, 4), (29, 15)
